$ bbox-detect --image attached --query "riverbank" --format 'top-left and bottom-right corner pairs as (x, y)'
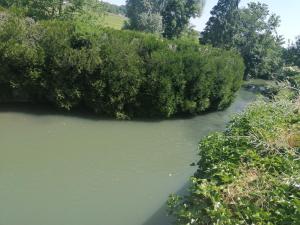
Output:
(168, 88), (300, 224)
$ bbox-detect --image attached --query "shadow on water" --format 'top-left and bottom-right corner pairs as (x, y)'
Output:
(0, 102), (225, 123)
(0, 103), (115, 121)
(0, 88), (257, 123)
(142, 182), (191, 225)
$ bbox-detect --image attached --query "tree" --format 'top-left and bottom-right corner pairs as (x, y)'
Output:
(201, 1), (283, 79)
(237, 2), (283, 79)
(125, 0), (205, 37)
(162, 0), (205, 39)
(136, 12), (163, 33)
(201, 0), (240, 48)
(0, 0), (86, 20)
(125, 0), (163, 34)
(284, 36), (300, 67)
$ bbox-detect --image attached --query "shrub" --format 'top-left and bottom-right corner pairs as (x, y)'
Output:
(168, 92), (300, 224)
(0, 12), (244, 118)
(281, 67), (300, 90)
(0, 12), (43, 101)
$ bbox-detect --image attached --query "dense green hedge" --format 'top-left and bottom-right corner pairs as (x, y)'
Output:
(0, 12), (244, 118)
(168, 91), (300, 224)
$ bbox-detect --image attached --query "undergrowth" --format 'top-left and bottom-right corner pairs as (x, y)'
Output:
(168, 88), (300, 224)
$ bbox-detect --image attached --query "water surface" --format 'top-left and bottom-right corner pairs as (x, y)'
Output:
(0, 89), (256, 225)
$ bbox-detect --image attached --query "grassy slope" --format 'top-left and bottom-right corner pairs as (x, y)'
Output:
(103, 13), (127, 30)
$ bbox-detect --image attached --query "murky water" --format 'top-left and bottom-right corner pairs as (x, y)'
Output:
(0, 89), (256, 225)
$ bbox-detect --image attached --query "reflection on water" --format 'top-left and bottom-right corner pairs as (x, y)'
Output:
(0, 88), (256, 225)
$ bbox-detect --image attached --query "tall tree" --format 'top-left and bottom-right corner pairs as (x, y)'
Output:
(162, 0), (205, 39)
(125, 0), (163, 33)
(237, 2), (283, 79)
(125, 0), (205, 37)
(201, 0), (240, 48)
(201, 1), (283, 79)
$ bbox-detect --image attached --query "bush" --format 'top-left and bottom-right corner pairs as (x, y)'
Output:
(281, 67), (300, 90)
(0, 12), (244, 118)
(0, 12), (43, 101)
(168, 92), (300, 224)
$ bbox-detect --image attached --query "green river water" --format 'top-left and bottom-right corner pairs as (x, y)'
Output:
(0, 88), (256, 225)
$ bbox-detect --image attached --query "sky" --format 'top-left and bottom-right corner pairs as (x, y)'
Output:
(103, 0), (300, 43)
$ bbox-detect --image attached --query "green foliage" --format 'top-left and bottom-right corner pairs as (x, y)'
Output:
(125, 0), (163, 33)
(0, 0), (105, 22)
(284, 36), (300, 67)
(0, 12), (43, 101)
(162, 0), (205, 39)
(168, 93), (300, 224)
(83, 29), (142, 117)
(201, 1), (284, 80)
(103, 13), (127, 30)
(201, 0), (240, 48)
(135, 12), (163, 33)
(0, 0), (87, 20)
(281, 67), (300, 90)
(72, 0), (104, 31)
(0, 12), (244, 118)
(178, 25), (201, 44)
(125, 0), (205, 38)
(237, 2), (283, 79)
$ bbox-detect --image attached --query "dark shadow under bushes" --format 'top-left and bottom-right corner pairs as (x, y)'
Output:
(0, 12), (244, 119)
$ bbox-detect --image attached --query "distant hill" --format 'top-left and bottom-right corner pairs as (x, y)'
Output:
(102, 1), (126, 16)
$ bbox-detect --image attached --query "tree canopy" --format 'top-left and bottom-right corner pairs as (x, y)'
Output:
(284, 36), (300, 67)
(125, 0), (205, 38)
(237, 2), (284, 79)
(201, 0), (284, 79)
(201, 0), (240, 48)
(125, 0), (162, 33)
(162, 0), (204, 38)
(0, 0), (105, 20)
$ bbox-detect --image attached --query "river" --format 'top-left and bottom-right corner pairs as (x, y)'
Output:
(0, 88), (256, 225)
